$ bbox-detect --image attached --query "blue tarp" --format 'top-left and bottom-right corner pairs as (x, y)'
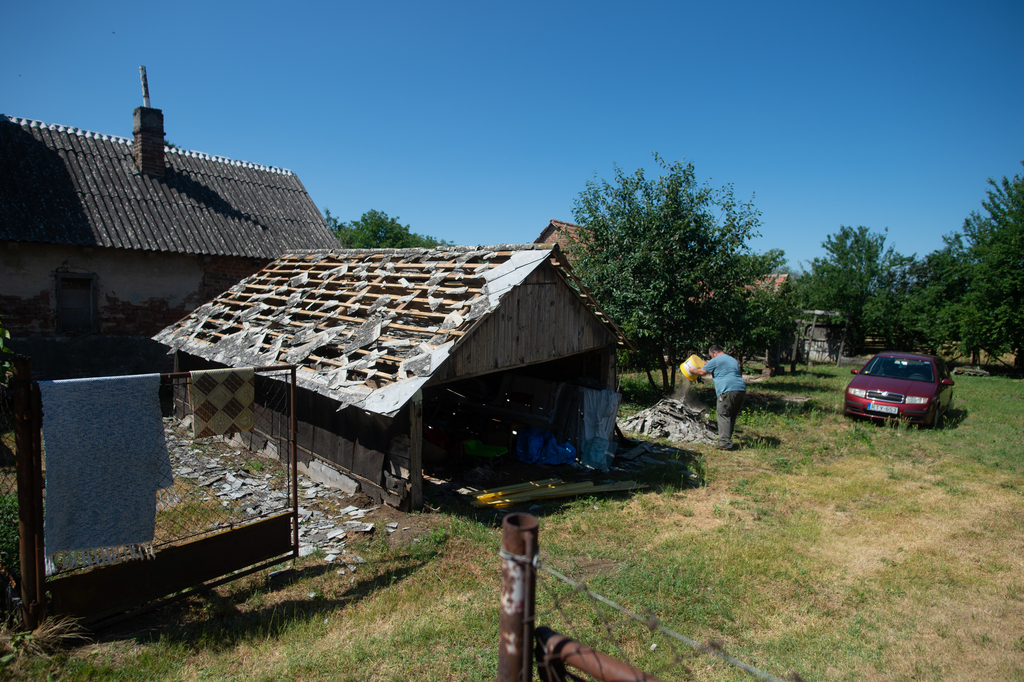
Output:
(514, 429), (577, 465)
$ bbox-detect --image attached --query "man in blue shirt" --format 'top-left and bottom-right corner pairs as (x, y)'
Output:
(690, 345), (746, 450)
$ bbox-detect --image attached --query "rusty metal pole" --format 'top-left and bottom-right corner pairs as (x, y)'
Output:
(498, 513), (539, 682)
(536, 627), (666, 682)
(11, 356), (40, 629)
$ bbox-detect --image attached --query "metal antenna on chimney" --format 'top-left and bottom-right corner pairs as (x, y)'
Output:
(139, 66), (151, 108)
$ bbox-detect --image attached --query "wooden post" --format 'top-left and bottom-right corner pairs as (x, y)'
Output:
(409, 390), (423, 510)
(807, 313), (819, 368)
(498, 513), (539, 682)
(11, 356), (43, 629)
(790, 323), (801, 374)
(835, 312), (850, 367)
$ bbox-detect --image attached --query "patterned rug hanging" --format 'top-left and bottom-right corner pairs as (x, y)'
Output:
(190, 367), (256, 438)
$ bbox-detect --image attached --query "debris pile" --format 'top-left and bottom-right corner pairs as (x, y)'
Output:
(618, 399), (717, 444)
(164, 424), (381, 563)
(953, 366), (990, 377)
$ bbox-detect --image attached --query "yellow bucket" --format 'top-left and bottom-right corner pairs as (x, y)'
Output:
(680, 354), (705, 381)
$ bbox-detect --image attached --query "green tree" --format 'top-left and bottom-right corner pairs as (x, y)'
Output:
(729, 250), (796, 368)
(570, 154), (764, 392)
(901, 236), (971, 358)
(959, 162), (1024, 369)
(793, 226), (913, 353)
(324, 209), (449, 249)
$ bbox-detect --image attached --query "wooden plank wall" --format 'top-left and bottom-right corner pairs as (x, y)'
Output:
(429, 261), (616, 385)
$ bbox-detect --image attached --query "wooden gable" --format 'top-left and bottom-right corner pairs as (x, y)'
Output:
(428, 259), (618, 385)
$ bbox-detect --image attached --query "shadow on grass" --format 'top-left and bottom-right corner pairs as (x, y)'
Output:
(91, 547), (442, 651)
(841, 404), (969, 432)
(941, 406), (969, 430)
(426, 442), (707, 524)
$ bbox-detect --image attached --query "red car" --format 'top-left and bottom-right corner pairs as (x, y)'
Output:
(844, 352), (954, 428)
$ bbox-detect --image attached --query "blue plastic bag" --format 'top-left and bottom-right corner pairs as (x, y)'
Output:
(514, 429), (577, 465)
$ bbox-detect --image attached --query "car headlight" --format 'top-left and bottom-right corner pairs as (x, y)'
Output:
(848, 388), (867, 398)
(905, 396), (929, 404)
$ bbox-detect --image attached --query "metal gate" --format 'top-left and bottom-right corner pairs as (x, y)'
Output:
(10, 357), (299, 628)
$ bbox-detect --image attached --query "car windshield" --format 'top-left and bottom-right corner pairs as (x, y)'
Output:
(862, 357), (934, 382)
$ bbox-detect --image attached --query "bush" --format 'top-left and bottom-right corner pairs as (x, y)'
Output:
(0, 495), (18, 583)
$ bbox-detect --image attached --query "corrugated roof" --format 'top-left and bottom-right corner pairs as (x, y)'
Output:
(0, 115), (339, 259)
(155, 244), (631, 417)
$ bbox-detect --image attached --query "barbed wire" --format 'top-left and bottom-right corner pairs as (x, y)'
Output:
(512, 549), (793, 682)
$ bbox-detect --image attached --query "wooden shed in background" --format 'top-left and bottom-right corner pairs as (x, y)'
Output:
(155, 244), (633, 509)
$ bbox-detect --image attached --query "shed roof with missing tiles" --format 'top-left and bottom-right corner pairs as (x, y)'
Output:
(155, 244), (632, 416)
(0, 115), (339, 259)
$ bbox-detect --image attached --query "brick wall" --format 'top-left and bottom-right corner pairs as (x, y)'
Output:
(95, 256), (265, 335)
(2, 250), (267, 338)
(199, 255), (265, 302)
(0, 291), (52, 334)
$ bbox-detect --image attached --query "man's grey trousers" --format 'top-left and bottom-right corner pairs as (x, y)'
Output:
(716, 390), (746, 449)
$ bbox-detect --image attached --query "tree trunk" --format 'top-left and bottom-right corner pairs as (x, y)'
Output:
(645, 368), (658, 393)
(666, 343), (677, 392)
(658, 353), (670, 394)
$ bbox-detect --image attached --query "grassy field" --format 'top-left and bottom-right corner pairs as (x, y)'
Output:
(4, 365), (1023, 681)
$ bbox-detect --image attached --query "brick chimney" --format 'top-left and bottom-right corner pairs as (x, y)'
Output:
(133, 106), (165, 177)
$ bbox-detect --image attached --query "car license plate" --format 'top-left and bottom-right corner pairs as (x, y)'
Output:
(867, 403), (899, 415)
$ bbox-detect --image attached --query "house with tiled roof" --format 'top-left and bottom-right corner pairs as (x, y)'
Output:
(0, 102), (339, 378)
(534, 219), (580, 254)
(156, 244), (634, 508)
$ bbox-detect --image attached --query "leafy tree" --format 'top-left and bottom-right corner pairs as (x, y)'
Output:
(729, 250), (796, 368)
(901, 236), (972, 358)
(569, 154), (764, 392)
(324, 209), (449, 249)
(958, 162), (1024, 368)
(793, 226), (913, 353)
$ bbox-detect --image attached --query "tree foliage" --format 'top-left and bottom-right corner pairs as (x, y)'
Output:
(958, 162), (1024, 368)
(792, 226), (913, 353)
(899, 236), (971, 357)
(324, 209), (449, 249)
(789, 162), (1023, 369)
(570, 155), (775, 391)
(729, 250), (796, 362)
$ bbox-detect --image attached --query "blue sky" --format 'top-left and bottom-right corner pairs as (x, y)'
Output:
(4, 1), (1022, 269)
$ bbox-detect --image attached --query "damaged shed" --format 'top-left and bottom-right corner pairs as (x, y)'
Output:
(155, 243), (633, 509)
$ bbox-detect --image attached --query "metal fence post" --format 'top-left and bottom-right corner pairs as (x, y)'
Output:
(498, 513), (539, 682)
(11, 356), (43, 629)
(536, 627), (667, 682)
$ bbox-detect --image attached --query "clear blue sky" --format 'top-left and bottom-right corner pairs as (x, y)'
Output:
(4, 1), (1022, 269)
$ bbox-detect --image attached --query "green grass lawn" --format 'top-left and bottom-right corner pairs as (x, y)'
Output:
(4, 366), (1023, 681)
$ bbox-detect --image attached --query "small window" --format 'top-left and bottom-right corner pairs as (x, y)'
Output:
(56, 273), (95, 333)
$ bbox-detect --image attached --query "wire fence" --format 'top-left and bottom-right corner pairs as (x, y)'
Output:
(500, 514), (801, 682)
(0, 383), (18, 589)
(152, 371), (294, 550)
(533, 560), (793, 682)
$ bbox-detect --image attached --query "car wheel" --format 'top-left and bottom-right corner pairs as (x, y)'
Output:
(929, 406), (941, 430)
